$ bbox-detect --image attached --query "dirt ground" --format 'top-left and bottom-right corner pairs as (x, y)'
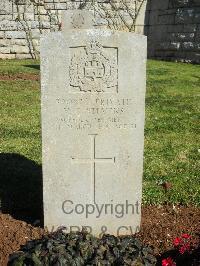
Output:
(0, 205), (199, 265)
(0, 73), (39, 81)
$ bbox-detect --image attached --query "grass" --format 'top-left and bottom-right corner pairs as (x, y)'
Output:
(144, 60), (200, 205)
(0, 60), (41, 163)
(0, 59), (199, 207)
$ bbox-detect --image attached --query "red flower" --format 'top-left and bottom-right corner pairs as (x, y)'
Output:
(182, 233), (191, 239)
(173, 237), (182, 247)
(179, 243), (191, 254)
(185, 243), (191, 251)
(162, 257), (176, 266)
(179, 245), (187, 254)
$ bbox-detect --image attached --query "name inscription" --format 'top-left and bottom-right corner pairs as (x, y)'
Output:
(56, 97), (136, 131)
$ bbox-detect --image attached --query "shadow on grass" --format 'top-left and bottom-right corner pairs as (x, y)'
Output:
(24, 65), (40, 71)
(0, 153), (43, 226)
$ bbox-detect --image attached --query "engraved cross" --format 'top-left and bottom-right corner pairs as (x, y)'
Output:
(71, 134), (115, 203)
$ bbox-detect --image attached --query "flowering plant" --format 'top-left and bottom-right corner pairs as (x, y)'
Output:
(162, 233), (192, 266)
(162, 257), (176, 266)
(173, 233), (191, 254)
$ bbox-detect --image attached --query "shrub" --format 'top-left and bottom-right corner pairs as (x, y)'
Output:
(9, 230), (157, 265)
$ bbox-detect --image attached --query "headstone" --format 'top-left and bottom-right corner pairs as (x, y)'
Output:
(62, 10), (95, 31)
(41, 10), (147, 236)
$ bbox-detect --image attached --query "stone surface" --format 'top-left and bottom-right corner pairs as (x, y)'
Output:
(0, 0), (12, 15)
(0, 0), (200, 63)
(41, 14), (147, 236)
(10, 45), (30, 54)
(5, 31), (26, 39)
(0, 47), (10, 53)
(0, 53), (15, 59)
(62, 10), (95, 31)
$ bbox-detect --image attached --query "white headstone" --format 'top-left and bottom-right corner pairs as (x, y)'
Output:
(41, 11), (147, 237)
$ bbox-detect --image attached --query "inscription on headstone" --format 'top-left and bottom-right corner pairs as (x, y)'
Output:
(71, 133), (116, 203)
(41, 11), (147, 236)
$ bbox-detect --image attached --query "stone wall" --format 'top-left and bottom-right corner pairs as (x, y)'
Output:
(0, 0), (146, 59)
(146, 0), (200, 63)
(0, 0), (200, 63)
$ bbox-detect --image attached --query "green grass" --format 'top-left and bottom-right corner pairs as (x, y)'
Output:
(0, 60), (41, 163)
(0, 59), (199, 207)
(0, 59), (40, 75)
(144, 60), (200, 205)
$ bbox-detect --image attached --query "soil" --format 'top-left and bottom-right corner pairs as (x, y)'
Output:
(0, 73), (39, 81)
(0, 205), (199, 266)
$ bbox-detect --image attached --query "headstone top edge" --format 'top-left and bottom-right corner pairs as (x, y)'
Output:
(40, 28), (147, 42)
(62, 10), (95, 31)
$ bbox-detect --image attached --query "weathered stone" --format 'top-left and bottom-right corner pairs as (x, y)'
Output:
(11, 39), (28, 46)
(44, 3), (55, 10)
(0, 31), (5, 38)
(41, 29), (51, 35)
(135, 25), (145, 34)
(148, 11), (159, 26)
(0, 0), (199, 64)
(183, 24), (197, 32)
(194, 12), (200, 23)
(10, 45), (30, 54)
(62, 10), (95, 31)
(5, 31), (26, 39)
(14, 0), (26, 4)
(167, 24), (184, 33)
(135, 0), (148, 31)
(0, 0), (12, 15)
(24, 4), (35, 14)
(159, 41), (181, 50)
(159, 14), (175, 25)
(31, 29), (41, 38)
(169, 0), (191, 8)
(16, 5), (25, 14)
(148, 25), (168, 40)
(0, 39), (10, 47)
(0, 15), (13, 22)
(15, 53), (33, 59)
(24, 13), (35, 21)
(54, 3), (67, 10)
(0, 53), (15, 59)
(175, 8), (195, 24)
(182, 41), (194, 50)
(151, 0), (169, 11)
(30, 21), (40, 29)
(13, 13), (24, 21)
(38, 15), (51, 22)
(38, 5), (47, 15)
(41, 13), (146, 236)
(0, 46), (10, 53)
(195, 42), (200, 50)
(170, 32), (195, 41)
(41, 22), (51, 29)
(0, 21), (20, 31)
(66, 2), (82, 10)
(33, 39), (39, 46)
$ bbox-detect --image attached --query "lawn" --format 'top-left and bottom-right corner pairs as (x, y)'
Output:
(0, 59), (199, 207)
